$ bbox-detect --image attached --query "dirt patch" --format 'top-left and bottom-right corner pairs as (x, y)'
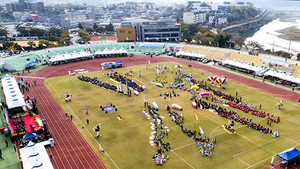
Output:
(276, 26), (300, 42)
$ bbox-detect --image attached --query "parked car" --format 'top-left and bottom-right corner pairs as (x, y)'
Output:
(155, 52), (160, 56)
(145, 51), (150, 55)
(202, 59), (211, 64)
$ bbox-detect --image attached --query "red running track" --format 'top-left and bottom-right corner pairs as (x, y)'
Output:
(14, 71), (106, 169)
(13, 55), (300, 169)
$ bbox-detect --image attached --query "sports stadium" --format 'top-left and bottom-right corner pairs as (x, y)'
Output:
(1, 41), (300, 169)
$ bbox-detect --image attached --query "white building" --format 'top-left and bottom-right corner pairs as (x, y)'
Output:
(217, 17), (227, 25)
(183, 12), (195, 24)
(13, 12), (29, 21)
(183, 10), (207, 24)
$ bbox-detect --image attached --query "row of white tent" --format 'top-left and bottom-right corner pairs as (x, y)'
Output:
(176, 50), (206, 58)
(1, 74), (26, 109)
(222, 58), (265, 75)
(264, 69), (300, 84)
(49, 50), (93, 62)
(95, 47), (128, 55)
(222, 58), (300, 84)
(20, 141), (54, 169)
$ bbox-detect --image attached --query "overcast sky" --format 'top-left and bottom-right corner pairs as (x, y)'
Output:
(1, 0), (300, 8)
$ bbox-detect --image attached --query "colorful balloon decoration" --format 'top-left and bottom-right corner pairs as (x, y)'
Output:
(208, 76), (213, 81)
(221, 78), (227, 84)
(207, 76), (227, 84)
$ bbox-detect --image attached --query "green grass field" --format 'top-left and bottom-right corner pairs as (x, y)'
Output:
(45, 62), (300, 169)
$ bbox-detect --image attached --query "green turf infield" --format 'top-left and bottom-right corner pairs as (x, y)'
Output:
(45, 62), (300, 169)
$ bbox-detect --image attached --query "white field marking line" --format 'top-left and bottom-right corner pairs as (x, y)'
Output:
(254, 143), (300, 169)
(172, 142), (195, 151)
(233, 137), (282, 157)
(16, 75), (45, 79)
(46, 79), (120, 169)
(245, 156), (272, 169)
(171, 150), (195, 169)
(210, 126), (222, 137)
(282, 136), (300, 144)
(245, 142), (300, 169)
(234, 156), (251, 167)
(285, 118), (300, 125)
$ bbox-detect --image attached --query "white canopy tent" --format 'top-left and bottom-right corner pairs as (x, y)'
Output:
(175, 50), (205, 58)
(222, 59), (264, 75)
(1, 75), (26, 109)
(20, 141), (54, 169)
(95, 47), (128, 55)
(49, 50), (93, 63)
(264, 69), (299, 84)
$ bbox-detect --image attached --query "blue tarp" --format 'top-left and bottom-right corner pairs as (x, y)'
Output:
(23, 133), (37, 140)
(26, 62), (38, 67)
(102, 62), (125, 67)
(277, 147), (300, 161)
(140, 43), (164, 48)
(103, 106), (115, 112)
(115, 61), (125, 65)
(102, 62), (115, 67)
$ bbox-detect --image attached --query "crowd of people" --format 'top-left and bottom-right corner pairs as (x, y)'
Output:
(147, 107), (170, 165)
(226, 102), (266, 118)
(109, 73), (145, 92)
(78, 75), (118, 92)
(168, 110), (217, 157)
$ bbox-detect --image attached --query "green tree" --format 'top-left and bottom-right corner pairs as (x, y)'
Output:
(93, 23), (98, 30)
(95, 27), (104, 33)
(18, 27), (45, 36)
(105, 22), (114, 32)
(38, 39), (50, 48)
(47, 27), (63, 36)
(78, 29), (88, 37)
(60, 31), (71, 45)
(85, 27), (94, 34)
(81, 36), (91, 43)
(0, 28), (8, 36)
(78, 23), (84, 30)
(232, 35), (245, 47)
(27, 41), (36, 49)
(49, 35), (60, 41)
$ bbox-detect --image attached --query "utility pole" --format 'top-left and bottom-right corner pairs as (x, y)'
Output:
(288, 40), (291, 53)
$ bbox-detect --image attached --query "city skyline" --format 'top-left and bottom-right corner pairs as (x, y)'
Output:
(2, 0), (300, 8)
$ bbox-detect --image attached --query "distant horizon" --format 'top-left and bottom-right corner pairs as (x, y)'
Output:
(2, 0), (300, 8)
